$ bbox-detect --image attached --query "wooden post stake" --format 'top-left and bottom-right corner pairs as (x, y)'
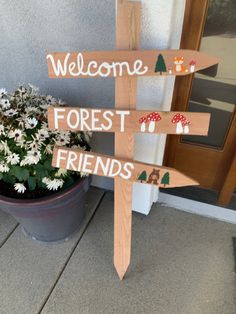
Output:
(114, 0), (141, 280)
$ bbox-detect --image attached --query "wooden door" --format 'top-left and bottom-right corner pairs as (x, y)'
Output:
(164, 0), (236, 205)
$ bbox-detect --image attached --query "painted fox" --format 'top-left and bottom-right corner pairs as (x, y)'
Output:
(173, 57), (188, 73)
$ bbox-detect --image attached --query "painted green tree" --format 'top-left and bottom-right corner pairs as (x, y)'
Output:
(137, 171), (147, 183)
(155, 54), (167, 75)
(161, 172), (170, 187)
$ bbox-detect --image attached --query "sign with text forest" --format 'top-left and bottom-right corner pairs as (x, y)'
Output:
(46, 50), (219, 78)
(46, 0), (219, 281)
(48, 107), (210, 135)
(52, 147), (198, 188)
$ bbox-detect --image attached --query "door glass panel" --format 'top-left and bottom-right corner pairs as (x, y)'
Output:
(182, 0), (236, 148)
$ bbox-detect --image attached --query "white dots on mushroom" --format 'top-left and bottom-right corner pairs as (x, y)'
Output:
(172, 113), (184, 134)
(139, 116), (147, 132)
(146, 112), (162, 133)
(171, 113), (191, 134)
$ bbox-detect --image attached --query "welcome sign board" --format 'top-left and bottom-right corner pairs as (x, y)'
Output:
(47, 50), (219, 78)
(48, 107), (210, 135)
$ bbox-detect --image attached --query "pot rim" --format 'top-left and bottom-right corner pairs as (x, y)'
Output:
(0, 177), (87, 205)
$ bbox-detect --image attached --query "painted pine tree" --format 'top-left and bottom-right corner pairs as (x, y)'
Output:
(137, 171), (147, 183)
(155, 54), (167, 75)
(161, 172), (170, 187)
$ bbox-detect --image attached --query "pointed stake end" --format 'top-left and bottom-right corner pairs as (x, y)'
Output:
(192, 179), (200, 186)
(114, 259), (130, 280)
(117, 270), (126, 281)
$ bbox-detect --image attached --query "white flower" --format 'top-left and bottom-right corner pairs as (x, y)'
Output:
(16, 113), (29, 128)
(0, 98), (10, 109)
(77, 133), (83, 141)
(27, 135), (44, 151)
(46, 95), (56, 105)
(0, 162), (9, 173)
(4, 109), (18, 117)
(0, 88), (7, 97)
(15, 139), (26, 149)
(28, 84), (39, 94)
(42, 177), (50, 184)
(14, 183), (26, 193)
(44, 144), (53, 155)
(36, 128), (49, 140)
(0, 141), (10, 155)
(17, 86), (27, 96)
(42, 177), (64, 191)
(72, 144), (83, 150)
(83, 131), (92, 142)
(41, 121), (47, 128)
(25, 106), (38, 114)
(80, 172), (89, 177)
(28, 141), (41, 151)
(8, 129), (24, 142)
(55, 132), (70, 146)
(0, 124), (5, 136)
(58, 99), (66, 106)
(25, 117), (38, 129)
(55, 168), (67, 177)
(21, 150), (41, 166)
(39, 102), (49, 110)
(6, 153), (20, 165)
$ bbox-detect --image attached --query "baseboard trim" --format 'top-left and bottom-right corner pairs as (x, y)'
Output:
(159, 192), (236, 225)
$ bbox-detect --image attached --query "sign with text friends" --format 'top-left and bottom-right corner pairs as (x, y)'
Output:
(52, 147), (198, 188)
(46, 50), (219, 79)
(48, 107), (210, 135)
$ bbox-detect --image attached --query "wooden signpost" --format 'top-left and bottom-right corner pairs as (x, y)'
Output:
(46, 0), (219, 280)
(114, 0), (139, 281)
(46, 50), (218, 78)
(52, 147), (198, 188)
(48, 107), (210, 135)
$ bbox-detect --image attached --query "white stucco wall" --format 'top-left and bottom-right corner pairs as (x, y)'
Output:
(0, 0), (116, 190)
(132, 0), (186, 214)
(0, 0), (186, 214)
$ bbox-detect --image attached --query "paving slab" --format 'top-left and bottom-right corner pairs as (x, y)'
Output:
(42, 192), (236, 314)
(0, 187), (104, 314)
(0, 210), (18, 247)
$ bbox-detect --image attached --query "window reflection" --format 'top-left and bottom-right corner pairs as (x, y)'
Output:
(182, 0), (236, 148)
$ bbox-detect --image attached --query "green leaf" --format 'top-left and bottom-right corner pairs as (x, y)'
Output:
(35, 164), (48, 179)
(3, 174), (16, 184)
(28, 176), (36, 191)
(10, 166), (29, 181)
(0, 173), (3, 180)
(43, 159), (54, 172)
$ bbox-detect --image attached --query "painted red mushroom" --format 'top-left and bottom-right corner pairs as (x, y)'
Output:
(182, 120), (190, 134)
(139, 116), (148, 132)
(180, 115), (191, 134)
(189, 60), (196, 73)
(172, 113), (184, 134)
(146, 112), (161, 133)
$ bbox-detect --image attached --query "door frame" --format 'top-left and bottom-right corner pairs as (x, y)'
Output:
(164, 0), (236, 204)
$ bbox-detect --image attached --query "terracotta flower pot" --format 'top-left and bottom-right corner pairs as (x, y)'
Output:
(0, 177), (90, 243)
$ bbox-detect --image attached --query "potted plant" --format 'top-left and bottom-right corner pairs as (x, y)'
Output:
(0, 84), (92, 243)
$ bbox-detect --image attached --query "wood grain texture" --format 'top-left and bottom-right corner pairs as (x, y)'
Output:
(164, 0), (236, 197)
(46, 49), (219, 78)
(164, 0), (210, 170)
(52, 146), (198, 188)
(48, 107), (210, 135)
(114, 0), (140, 280)
(218, 153), (236, 205)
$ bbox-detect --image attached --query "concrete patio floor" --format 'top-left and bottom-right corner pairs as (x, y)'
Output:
(0, 188), (236, 314)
